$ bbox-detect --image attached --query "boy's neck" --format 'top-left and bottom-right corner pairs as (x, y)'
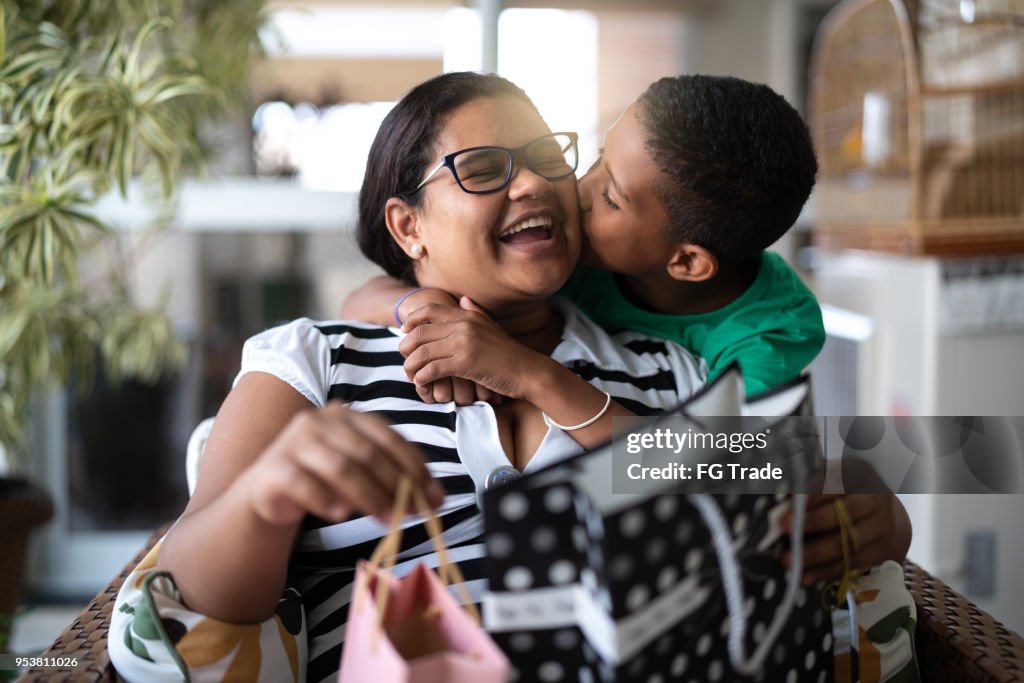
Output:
(618, 261), (759, 316)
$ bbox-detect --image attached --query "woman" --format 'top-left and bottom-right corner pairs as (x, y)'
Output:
(112, 71), (706, 683)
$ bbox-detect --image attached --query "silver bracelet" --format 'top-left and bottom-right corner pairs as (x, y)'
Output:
(542, 391), (612, 431)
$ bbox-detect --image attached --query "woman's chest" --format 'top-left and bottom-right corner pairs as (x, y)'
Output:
(491, 400), (548, 470)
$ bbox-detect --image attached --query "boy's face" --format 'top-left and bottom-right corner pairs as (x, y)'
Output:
(577, 102), (674, 277)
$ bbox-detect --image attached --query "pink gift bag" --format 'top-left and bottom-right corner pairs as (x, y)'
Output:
(338, 479), (509, 683)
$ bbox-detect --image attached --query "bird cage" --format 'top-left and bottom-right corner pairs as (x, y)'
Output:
(810, 0), (1024, 255)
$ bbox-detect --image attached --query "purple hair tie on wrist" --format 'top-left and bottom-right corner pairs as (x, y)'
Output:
(393, 288), (427, 326)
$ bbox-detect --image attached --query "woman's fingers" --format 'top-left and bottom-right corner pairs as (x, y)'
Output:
(402, 330), (494, 405)
(410, 356), (458, 387)
(304, 445), (393, 519)
(333, 406), (445, 507)
(413, 377), (489, 406)
(249, 458), (348, 525)
(415, 382), (436, 404)
(251, 404), (443, 525)
(276, 413), (395, 519)
(312, 424), (400, 510)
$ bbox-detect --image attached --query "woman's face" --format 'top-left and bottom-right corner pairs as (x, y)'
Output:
(577, 102), (674, 277)
(404, 96), (580, 310)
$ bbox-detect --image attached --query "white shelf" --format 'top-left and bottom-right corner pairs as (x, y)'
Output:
(94, 177), (358, 233)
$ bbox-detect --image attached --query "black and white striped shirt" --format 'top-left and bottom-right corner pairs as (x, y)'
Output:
(236, 300), (707, 682)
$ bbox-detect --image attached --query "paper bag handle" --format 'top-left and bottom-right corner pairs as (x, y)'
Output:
(362, 476), (481, 627)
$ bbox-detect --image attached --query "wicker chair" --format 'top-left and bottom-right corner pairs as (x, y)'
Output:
(17, 529), (1024, 682)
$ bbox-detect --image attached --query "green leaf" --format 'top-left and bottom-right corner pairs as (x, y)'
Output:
(124, 17), (172, 85)
(0, 4), (7, 66)
(139, 77), (207, 106)
(117, 121), (132, 197)
(0, 309), (31, 358)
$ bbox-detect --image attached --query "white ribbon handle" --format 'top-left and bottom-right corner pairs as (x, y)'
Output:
(689, 451), (808, 676)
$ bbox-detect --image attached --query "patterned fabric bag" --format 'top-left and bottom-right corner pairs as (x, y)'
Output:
(108, 537), (306, 683)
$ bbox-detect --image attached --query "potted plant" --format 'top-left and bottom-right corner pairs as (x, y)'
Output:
(0, 0), (266, 652)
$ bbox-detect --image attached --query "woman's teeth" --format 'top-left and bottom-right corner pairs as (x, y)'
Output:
(498, 216), (553, 241)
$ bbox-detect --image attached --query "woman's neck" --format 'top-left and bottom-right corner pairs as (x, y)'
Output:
(489, 303), (564, 355)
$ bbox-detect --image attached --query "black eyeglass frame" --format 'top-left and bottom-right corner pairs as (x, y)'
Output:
(413, 131), (579, 195)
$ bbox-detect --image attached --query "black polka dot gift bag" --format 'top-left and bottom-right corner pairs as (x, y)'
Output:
(481, 369), (835, 682)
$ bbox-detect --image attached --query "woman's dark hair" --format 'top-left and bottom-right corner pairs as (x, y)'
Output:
(636, 75), (818, 266)
(357, 72), (539, 284)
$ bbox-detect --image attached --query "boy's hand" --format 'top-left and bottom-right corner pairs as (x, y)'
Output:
(399, 290), (498, 406)
(400, 296), (500, 406)
(399, 297), (547, 401)
(395, 288), (459, 326)
(781, 494), (909, 584)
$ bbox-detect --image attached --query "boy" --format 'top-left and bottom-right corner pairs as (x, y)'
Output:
(566, 74), (823, 396)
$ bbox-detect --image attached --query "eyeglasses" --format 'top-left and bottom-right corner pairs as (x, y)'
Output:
(415, 132), (579, 195)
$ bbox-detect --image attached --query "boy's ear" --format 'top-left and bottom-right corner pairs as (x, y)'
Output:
(384, 197), (423, 259)
(666, 243), (718, 282)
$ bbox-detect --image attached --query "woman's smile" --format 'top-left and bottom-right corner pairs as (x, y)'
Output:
(496, 208), (562, 254)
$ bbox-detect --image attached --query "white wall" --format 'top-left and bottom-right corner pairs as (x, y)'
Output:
(926, 495), (1024, 634)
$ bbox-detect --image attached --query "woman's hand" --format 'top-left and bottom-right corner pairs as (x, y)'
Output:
(238, 401), (445, 526)
(399, 297), (549, 402)
(781, 493), (912, 584)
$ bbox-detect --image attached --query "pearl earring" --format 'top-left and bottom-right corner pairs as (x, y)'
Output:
(410, 243), (424, 258)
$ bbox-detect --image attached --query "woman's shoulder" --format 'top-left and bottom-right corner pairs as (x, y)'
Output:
(237, 318), (404, 408)
(246, 317), (400, 350)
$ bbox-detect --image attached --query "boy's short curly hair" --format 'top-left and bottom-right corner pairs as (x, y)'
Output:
(636, 75), (817, 266)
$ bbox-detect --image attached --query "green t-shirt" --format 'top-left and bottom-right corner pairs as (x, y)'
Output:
(559, 252), (825, 396)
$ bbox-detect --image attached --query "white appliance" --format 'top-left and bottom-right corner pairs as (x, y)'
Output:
(810, 250), (1024, 633)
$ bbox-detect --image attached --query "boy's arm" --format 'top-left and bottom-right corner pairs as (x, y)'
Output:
(340, 275), (458, 325)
